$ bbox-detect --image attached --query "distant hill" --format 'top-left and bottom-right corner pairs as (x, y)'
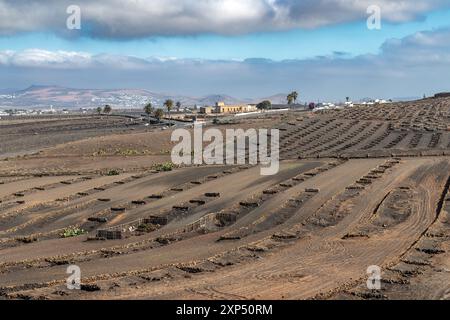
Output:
(0, 85), (261, 109)
(197, 94), (251, 106)
(257, 93), (289, 104)
(359, 96), (421, 103)
(0, 88), (18, 95)
(433, 92), (450, 98)
(391, 96), (421, 102)
(0, 85), (295, 109)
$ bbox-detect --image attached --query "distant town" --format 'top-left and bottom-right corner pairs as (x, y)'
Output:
(0, 85), (400, 119)
(0, 98), (394, 118)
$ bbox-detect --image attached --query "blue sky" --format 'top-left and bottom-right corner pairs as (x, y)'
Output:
(1, 0), (450, 101)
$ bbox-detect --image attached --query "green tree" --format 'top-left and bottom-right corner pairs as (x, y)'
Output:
(96, 106), (102, 115)
(103, 105), (112, 114)
(176, 101), (182, 112)
(256, 100), (272, 112)
(144, 102), (154, 123)
(154, 108), (164, 123)
(287, 94), (294, 105)
(287, 91), (299, 105)
(291, 91), (298, 103)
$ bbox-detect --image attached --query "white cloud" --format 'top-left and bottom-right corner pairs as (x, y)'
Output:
(0, 0), (448, 38)
(1, 28), (450, 100)
(2, 28), (450, 67)
(8, 49), (92, 68)
(0, 49), (92, 68)
(381, 28), (450, 63)
(0, 49), (158, 68)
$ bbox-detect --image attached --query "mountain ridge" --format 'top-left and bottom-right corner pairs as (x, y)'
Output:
(0, 85), (289, 109)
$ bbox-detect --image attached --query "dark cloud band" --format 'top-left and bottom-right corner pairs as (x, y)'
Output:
(0, 0), (448, 38)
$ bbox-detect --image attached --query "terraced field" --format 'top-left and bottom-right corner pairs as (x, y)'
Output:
(278, 97), (450, 159)
(1, 97), (450, 300)
(0, 115), (144, 158)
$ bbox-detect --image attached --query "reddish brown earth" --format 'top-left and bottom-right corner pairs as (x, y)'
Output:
(1, 98), (450, 300)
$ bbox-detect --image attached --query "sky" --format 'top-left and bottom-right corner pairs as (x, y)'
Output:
(1, 0), (450, 101)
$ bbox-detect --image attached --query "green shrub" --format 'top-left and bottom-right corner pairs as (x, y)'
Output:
(107, 169), (120, 176)
(137, 223), (157, 233)
(115, 148), (140, 156)
(154, 162), (175, 172)
(93, 149), (107, 157)
(61, 227), (86, 238)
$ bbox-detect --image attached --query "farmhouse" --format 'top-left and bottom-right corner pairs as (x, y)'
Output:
(199, 106), (214, 114)
(214, 101), (257, 114)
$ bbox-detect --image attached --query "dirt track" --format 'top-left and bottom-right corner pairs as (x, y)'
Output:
(1, 98), (450, 300)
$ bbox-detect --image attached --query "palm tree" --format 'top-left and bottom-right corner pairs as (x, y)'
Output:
(144, 102), (154, 123)
(103, 105), (112, 114)
(164, 99), (174, 125)
(154, 108), (164, 123)
(176, 101), (182, 112)
(291, 91), (298, 104)
(287, 94), (294, 105)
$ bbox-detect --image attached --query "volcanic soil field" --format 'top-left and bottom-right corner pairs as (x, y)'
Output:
(1, 97), (450, 300)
